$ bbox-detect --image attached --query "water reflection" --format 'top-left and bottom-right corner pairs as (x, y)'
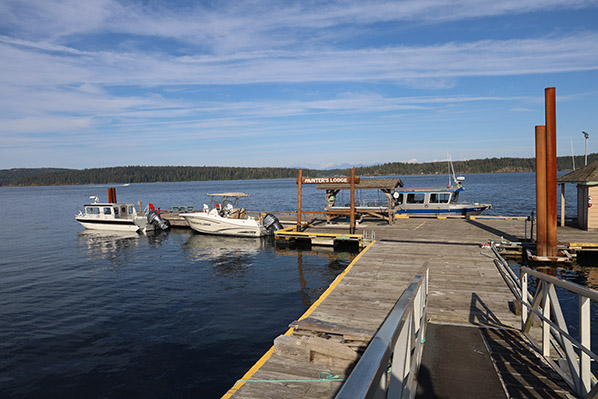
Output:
(77, 230), (142, 270)
(558, 265), (598, 290)
(78, 230), (140, 254)
(275, 246), (358, 311)
(183, 234), (265, 277)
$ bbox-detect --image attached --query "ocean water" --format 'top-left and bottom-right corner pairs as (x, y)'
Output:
(0, 173), (596, 397)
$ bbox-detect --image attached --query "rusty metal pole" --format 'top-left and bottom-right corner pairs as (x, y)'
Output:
(297, 169), (303, 232)
(107, 187), (116, 203)
(545, 87), (557, 257)
(536, 125), (547, 257)
(350, 168), (356, 234)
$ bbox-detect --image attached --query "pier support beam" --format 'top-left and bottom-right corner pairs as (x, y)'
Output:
(536, 125), (547, 257)
(545, 87), (558, 257)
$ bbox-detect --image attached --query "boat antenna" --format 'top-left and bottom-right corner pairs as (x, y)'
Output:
(448, 153), (459, 187)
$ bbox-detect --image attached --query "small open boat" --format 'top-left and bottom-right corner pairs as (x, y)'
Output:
(180, 192), (282, 237)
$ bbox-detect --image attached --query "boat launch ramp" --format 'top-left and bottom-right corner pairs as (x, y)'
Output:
(223, 218), (597, 399)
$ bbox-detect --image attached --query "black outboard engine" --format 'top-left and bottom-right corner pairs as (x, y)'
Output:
(262, 214), (283, 234)
(147, 210), (170, 230)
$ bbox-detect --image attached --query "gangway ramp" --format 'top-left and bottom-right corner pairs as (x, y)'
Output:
(224, 218), (581, 399)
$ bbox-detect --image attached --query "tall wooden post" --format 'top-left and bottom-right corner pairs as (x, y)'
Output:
(536, 125), (547, 257)
(297, 169), (303, 232)
(545, 87), (557, 257)
(560, 183), (566, 227)
(350, 168), (356, 234)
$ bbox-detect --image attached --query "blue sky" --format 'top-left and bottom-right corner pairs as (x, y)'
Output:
(1, 0), (598, 169)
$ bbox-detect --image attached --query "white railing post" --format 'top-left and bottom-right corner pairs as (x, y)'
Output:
(542, 283), (551, 357)
(579, 295), (591, 396)
(521, 270), (528, 331)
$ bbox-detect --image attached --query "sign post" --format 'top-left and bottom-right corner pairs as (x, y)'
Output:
(297, 170), (360, 234)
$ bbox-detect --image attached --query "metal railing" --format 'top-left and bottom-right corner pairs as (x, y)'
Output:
(490, 241), (598, 398)
(336, 265), (429, 399)
(521, 267), (598, 398)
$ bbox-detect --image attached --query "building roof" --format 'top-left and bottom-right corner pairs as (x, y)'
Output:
(316, 178), (403, 191)
(557, 162), (598, 185)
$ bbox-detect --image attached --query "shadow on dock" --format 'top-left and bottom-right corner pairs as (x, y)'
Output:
(466, 219), (523, 242)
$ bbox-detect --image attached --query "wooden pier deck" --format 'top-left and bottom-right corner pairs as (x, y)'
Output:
(222, 218), (586, 399)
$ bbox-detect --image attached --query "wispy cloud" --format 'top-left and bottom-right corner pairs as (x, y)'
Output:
(1, 0), (597, 167)
(3, 33), (598, 89)
(3, 1), (597, 47)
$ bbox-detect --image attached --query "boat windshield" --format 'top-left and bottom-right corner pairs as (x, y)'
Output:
(86, 207), (100, 215)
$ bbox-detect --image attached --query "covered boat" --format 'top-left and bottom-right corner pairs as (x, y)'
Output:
(75, 195), (169, 233)
(392, 185), (491, 216)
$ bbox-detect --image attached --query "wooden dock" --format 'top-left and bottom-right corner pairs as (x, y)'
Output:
(221, 218), (595, 399)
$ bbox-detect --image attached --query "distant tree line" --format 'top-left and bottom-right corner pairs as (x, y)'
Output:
(354, 154), (598, 176)
(1, 154), (597, 186)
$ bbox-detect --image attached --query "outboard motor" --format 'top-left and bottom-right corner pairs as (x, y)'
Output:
(263, 214), (283, 234)
(147, 210), (170, 230)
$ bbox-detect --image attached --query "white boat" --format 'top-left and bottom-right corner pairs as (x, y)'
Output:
(180, 192), (282, 237)
(75, 196), (169, 233)
(392, 185), (491, 217)
(392, 156), (491, 217)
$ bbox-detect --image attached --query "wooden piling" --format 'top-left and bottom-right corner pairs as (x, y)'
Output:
(545, 87), (557, 257)
(536, 125), (547, 257)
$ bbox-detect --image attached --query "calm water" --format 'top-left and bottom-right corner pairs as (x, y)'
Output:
(1, 173), (596, 397)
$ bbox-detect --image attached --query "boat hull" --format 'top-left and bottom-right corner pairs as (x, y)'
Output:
(182, 213), (266, 237)
(395, 204), (491, 217)
(76, 217), (142, 232)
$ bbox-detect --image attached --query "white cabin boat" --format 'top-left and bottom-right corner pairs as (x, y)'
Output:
(75, 196), (169, 233)
(180, 193), (282, 237)
(392, 185), (491, 217)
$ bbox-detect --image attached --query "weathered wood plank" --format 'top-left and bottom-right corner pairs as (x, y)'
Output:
(226, 219), (574, 399)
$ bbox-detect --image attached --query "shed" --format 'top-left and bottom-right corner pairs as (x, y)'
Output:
(557, 162), (598, 230)
(316, 178), (404, 224)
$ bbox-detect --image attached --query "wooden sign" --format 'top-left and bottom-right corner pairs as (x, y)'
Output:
(299, 176), (360, 184)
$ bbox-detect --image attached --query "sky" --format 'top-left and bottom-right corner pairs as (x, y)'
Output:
(1, 0), (598, 169)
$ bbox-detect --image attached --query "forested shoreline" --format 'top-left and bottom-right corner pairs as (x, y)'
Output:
(2, 154), (596, 186)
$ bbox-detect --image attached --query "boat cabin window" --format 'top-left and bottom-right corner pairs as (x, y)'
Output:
(103, 207), (112, 215)
(120, 206), (127, 215)
(430, 193), (451, 203)
(406, 193), (426, 204)
(114, 207), (119, 216)
(128, 206), (134, 214)
(86, 207), (100, 215)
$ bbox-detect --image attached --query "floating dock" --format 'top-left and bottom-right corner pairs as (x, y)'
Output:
(222, 218), (598, 399)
